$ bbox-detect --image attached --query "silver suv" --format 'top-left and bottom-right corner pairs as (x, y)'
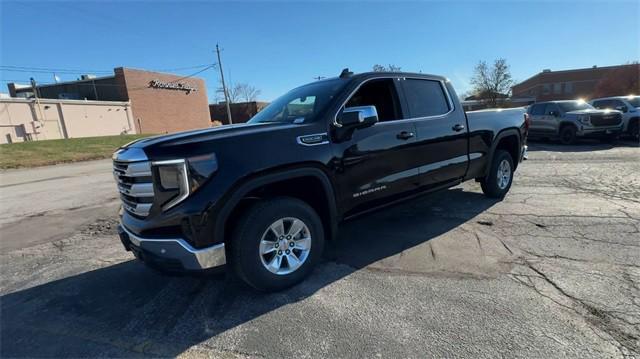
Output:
(527, 100), (623, 144)
(590, 96), (640, 140)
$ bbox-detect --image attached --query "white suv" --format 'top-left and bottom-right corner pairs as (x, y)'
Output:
(590, 96), (640, 139)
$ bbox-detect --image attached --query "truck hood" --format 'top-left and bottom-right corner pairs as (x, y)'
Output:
(565, 109), (621, 116)
(124, 122), (297, 149)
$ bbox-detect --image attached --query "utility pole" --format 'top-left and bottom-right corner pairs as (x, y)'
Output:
(314, 76), (325, 81)
(216, 44), (233, 124)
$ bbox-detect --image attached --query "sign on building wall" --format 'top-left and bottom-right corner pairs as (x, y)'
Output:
(148, 79), (198, 94)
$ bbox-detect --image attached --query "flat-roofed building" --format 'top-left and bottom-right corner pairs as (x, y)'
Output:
(511, 64), (640, 102)
(7, 67), (212, 135)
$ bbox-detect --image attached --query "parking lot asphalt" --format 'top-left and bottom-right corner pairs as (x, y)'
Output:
(1, 140), (639, 358)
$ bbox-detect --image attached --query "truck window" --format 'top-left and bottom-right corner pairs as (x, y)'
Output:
(287, 96), (317, 118)
(544, 103), (560, 115)
(345, 79), (401, 122)
(401, 79), (450, 118)
(248, 79), (346, 124)
(530, 104), (545, 116)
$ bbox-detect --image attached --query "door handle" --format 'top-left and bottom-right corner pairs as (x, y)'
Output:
(452, 124), (465, 132)
(396, 131), (415, 140)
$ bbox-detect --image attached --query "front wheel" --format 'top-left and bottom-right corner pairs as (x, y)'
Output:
(480, 150), (514, 199)
(599, 135), (617, 144)
(629, 120), (639, 141)
(230, 197), (325, 292)
(559, 126), (577, 145)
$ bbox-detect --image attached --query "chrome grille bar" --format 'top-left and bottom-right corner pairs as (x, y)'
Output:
(113, 159), (154, 217)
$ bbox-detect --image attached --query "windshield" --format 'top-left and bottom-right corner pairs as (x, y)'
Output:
(557, 101), (594, 112)
(627, 97), (640, 107)
(248, 79), (346, 124)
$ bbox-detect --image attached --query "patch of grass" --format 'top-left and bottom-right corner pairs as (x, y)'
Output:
(0, 134), (150, 169)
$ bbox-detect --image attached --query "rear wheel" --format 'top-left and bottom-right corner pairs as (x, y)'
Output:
(481, 150), (514, 199)
(559, 125), (577, 145)
(230, 197), (324, 292)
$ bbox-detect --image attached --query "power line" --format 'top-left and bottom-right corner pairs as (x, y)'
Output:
(2, 65), (216, 93)
(0, 63), (216, 76)
(0, 66), (112, 75)
(152, 64), (216, 72)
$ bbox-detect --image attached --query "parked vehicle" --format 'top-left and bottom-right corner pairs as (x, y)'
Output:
(589, 96), (640, 140)
(526, 100), (623, 145)
(113, 70), (528, 291)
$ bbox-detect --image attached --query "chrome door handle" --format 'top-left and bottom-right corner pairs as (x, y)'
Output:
(397, 131), (415, 140)
(452, 124), (465, 132)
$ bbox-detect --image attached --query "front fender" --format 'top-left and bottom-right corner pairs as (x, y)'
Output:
(213, 166), (339, 246)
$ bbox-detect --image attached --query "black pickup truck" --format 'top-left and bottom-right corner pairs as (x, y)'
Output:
(114, 70), (528, 291)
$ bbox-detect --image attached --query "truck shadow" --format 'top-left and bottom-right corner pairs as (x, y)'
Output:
(527, 138), (639, 153)
(1, 187), (497, 357)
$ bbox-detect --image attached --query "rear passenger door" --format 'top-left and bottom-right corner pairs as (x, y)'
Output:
(528, 104), (546, 135)
(399, 78), (468, 187)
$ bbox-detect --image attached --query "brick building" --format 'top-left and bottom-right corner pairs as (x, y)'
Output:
(210, 101), (269, 125)
(7, 67), (211, 134)
(511, 64), (640, 102)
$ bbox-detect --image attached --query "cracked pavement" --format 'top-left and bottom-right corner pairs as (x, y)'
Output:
(1, 140), (639, 358)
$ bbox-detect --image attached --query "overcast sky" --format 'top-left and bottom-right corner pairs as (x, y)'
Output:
(2, 1), (638, 101)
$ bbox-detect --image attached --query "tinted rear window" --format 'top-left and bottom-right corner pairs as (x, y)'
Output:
(401, 79), (450, 118)
(529, 104), (545, 115)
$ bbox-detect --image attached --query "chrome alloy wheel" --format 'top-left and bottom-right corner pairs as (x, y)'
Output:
(259, 217), (312, 275)
(497, 159), (511, 190)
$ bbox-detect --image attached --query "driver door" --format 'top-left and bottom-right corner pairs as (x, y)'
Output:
(332, 78), (421, 216)
(543, 103), (561, 134)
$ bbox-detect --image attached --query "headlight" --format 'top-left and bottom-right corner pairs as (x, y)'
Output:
(578, 115), (591, 125)
(153, 153), (218, 211)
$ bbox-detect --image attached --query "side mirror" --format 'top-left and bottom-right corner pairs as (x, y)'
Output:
(615, 106), (628, 113)
(337, 106), (378, 129)
(548, 111), (559, 117)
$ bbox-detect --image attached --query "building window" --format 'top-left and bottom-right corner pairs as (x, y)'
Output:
(553, 83), (562, 94)
(543, 84), (551, 94)
(564, 82), (573, 94)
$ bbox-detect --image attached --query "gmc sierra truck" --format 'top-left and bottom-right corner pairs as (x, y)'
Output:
(526, 100), (623, 144)
(113, 70), (528, 291)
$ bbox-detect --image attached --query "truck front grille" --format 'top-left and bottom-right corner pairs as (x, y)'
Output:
(113, 160), (154, 217)
(591, 114), (621, 127)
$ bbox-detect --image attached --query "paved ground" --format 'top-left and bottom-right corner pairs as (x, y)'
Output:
(1, 140), (639, 358)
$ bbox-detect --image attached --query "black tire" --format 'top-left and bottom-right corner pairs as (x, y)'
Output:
(559, 125), (577, 145)
(599, 135), (616, 144)
(480, 150), (514, 199)
(230, 197), (324, 292)
(629, 120), (639, 141)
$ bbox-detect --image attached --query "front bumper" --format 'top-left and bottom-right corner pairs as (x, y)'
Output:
(578, 126), (622, 137)
(118, 224), (226, 271)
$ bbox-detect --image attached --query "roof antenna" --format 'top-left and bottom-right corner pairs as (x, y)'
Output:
(339, 68), (353, 78)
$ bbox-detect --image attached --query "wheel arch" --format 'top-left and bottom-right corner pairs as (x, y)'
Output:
(559, 121), (579, 132)
(215, 165), (339, 246)
(483, 128), (521, 178)
(627, 117), (639, 133)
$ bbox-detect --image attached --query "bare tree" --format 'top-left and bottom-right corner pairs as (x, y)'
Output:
(470, 58), (513, 107)
(216, 81), (261, 103)
(372, 64), (402, 72)
(216, 80), (239, 103)
(235, 83), (261, 103)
